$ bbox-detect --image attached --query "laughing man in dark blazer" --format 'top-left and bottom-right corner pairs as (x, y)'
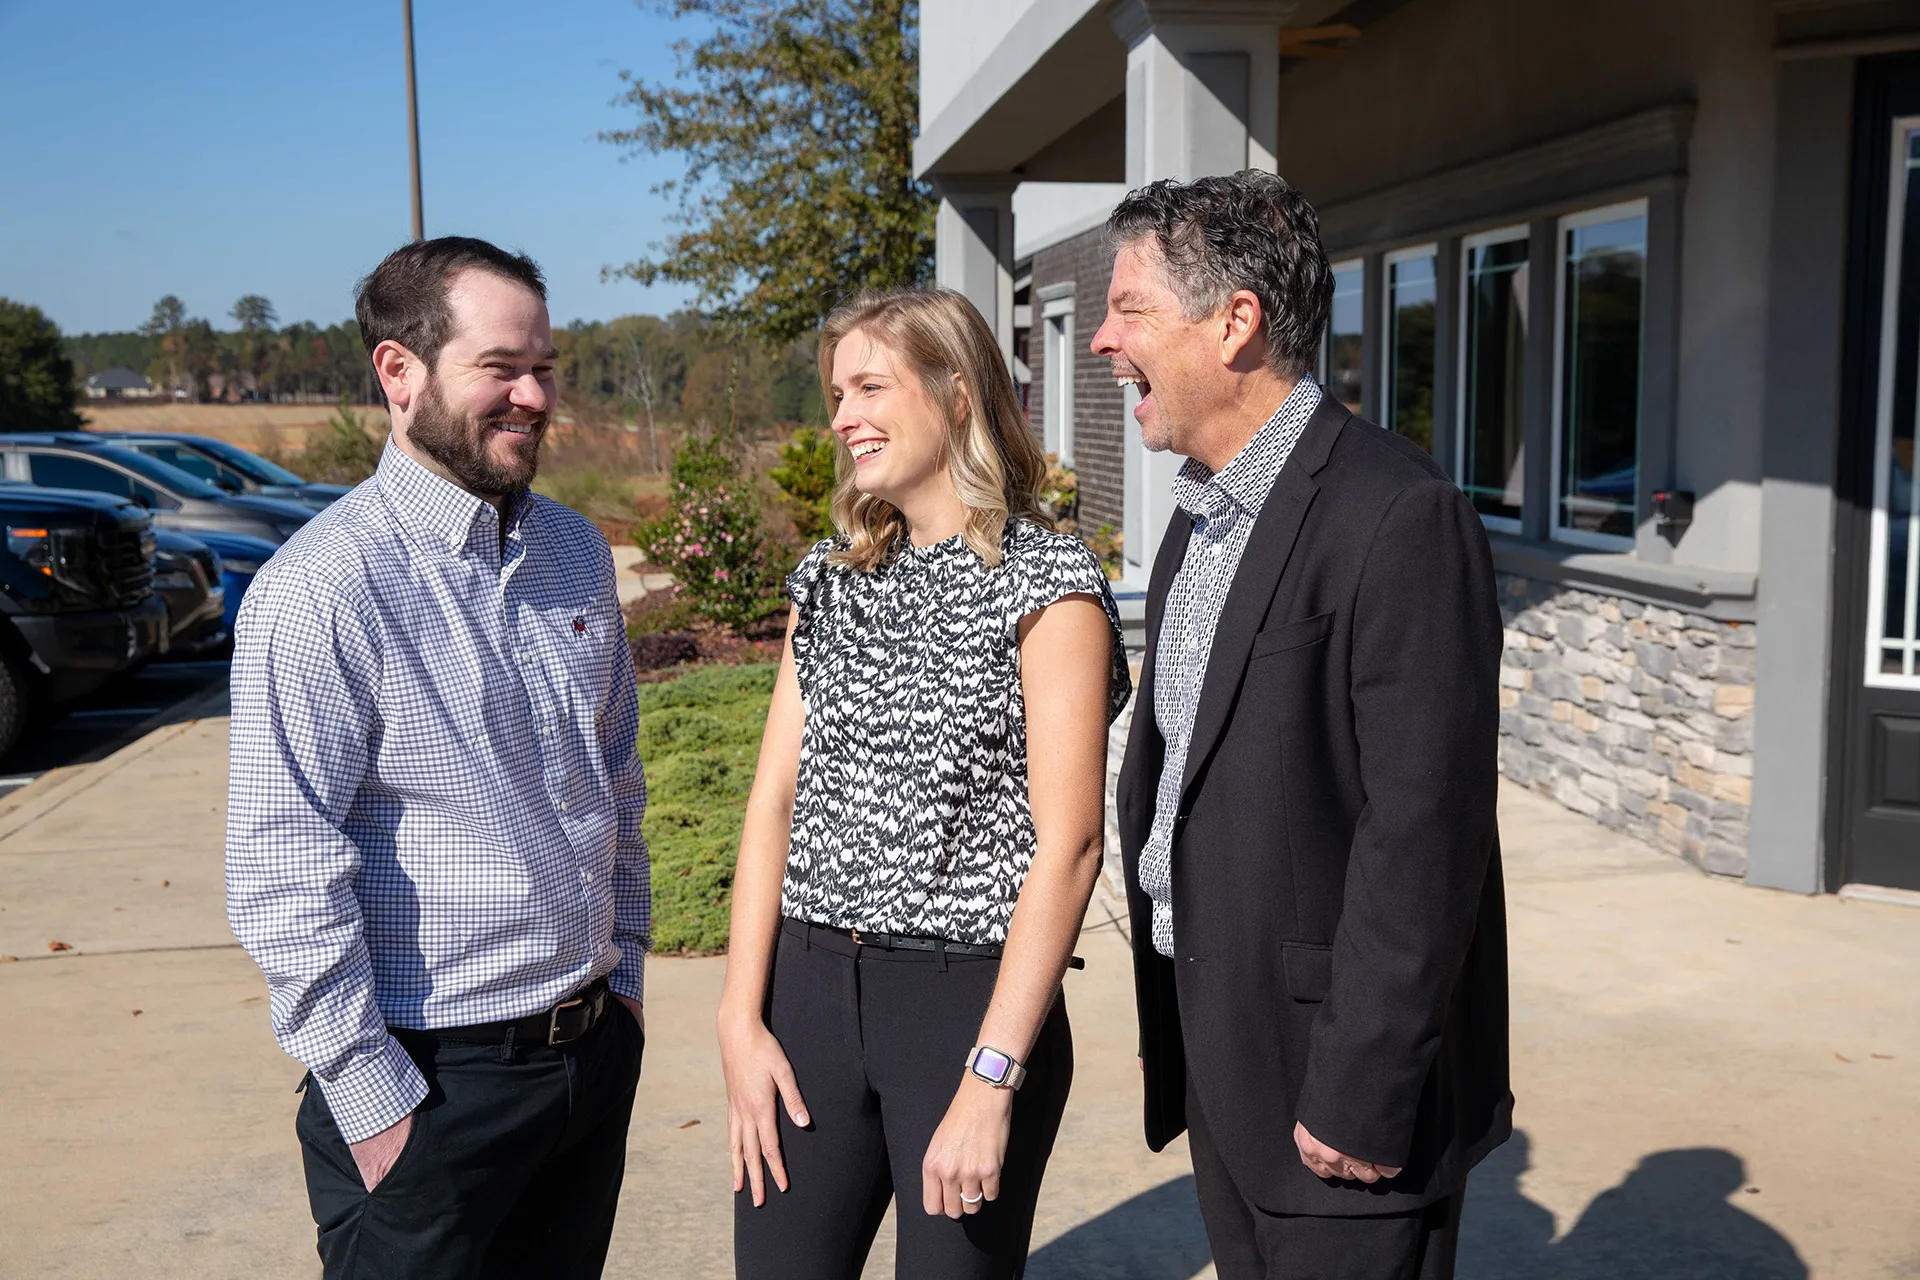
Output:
(1092, 172), (1512, 1280)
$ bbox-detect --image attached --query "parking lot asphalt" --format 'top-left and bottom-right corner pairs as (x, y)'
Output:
(0, 658), (228, 802)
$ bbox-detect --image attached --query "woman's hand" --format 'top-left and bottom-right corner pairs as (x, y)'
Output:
(921, 1075), (1013, 1219)
(719, 1012), (810, 1206)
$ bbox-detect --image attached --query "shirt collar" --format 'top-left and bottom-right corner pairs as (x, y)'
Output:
(376, 439), (531, 557)
(1172, 377), (1324, 520)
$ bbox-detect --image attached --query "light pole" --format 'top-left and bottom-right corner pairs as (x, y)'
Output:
(403, 0), (424, 241)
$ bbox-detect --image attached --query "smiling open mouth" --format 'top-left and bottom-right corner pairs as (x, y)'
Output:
(850, 439), (887, 462)
(1115, 370), (1151, 396)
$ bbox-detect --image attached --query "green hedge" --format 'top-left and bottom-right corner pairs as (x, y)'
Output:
(640, 664), (776, 954)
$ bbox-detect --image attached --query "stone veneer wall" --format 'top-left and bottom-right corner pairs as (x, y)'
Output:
(1496, 573), (1757, 877)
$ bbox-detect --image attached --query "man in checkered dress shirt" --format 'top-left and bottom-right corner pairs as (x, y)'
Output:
(1135, 376), (1321, 956)
(226, 237), (649, 1279)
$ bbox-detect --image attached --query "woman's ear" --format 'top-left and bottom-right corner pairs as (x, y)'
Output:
(949, 370), (972, 428)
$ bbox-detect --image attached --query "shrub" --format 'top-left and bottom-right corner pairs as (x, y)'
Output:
(638, 435), (781, 631)
(1039, 453), (1078, 529)
(289, 393), (387, 485)
(641, 663), (776, 954)
(768, 427), (838, 542)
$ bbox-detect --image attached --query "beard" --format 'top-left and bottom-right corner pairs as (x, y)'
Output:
(408, 377), (547, 499)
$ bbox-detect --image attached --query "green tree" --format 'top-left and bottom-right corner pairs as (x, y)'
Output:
(0, 299), (82, 432)
(603, 0), (933, 346)
(768, 428), (837, 541)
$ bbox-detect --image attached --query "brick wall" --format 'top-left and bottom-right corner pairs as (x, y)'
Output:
(1030, 225), (1124, 537)
(1496, 574), (1756, 877)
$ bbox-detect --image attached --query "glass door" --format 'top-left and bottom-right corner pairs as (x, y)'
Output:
(1839, 98), (1920, 893)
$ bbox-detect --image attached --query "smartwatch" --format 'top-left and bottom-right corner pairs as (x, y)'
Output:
(965, 1044), (1027, 1090)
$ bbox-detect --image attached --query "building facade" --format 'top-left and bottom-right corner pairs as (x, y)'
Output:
(917, 0), (1920, 899)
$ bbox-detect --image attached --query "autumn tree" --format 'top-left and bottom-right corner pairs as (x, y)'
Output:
(0, 299), (82, 432)
(602, 0), (933, 347)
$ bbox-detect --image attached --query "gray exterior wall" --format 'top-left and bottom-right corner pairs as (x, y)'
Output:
(1029, 224), (1125, 537)
(1271, 0), (1776, 577)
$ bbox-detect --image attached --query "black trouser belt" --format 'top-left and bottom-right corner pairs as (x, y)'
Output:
(395, 977), (611, 1047)
(787, 919), (1084, 969)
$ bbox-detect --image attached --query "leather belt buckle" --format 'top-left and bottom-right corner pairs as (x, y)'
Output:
(850, 928), (864, 946)
(547, 991), (596, 1045)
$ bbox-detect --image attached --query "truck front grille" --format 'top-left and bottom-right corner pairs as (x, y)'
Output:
(97, 524), (154, 605)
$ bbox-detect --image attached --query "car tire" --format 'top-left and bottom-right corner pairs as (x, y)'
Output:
(0, 647), (27, 763)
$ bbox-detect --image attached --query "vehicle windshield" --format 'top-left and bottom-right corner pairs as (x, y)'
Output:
(86, 445), (227, 500)
(183, 437), (310, 487)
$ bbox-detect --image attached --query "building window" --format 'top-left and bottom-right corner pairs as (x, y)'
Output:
(1458, 227), (1530, 529)
(1383, 245), (1437, 452)
(1553, 200), (1647, 547)
(1042, 296), (1075, 464)
(1321, 259), (1364, 413)
(1866, 123), (1920, 686)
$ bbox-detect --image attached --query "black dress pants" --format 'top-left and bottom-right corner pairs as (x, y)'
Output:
(1186, 1079), (1461, 1280)
(733, 920), (1074, 1280)
(296, 1004), (645, 1280)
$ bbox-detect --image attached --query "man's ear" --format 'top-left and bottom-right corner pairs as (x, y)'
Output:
(371, 339), (421, 411)
(1218, 290), (1265, 369)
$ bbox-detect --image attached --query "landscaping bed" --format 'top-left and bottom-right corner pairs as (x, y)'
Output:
(639, 662), (775, 954)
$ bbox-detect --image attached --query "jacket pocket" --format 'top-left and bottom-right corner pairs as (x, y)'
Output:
(1281, 942), (1333, 1003)
(1250, 611), (1334, 660)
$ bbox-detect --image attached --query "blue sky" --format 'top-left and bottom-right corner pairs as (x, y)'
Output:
(0, 0), (700, 335)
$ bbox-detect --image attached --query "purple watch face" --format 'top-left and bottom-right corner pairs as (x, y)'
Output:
(973, 1048), (1012, 1083)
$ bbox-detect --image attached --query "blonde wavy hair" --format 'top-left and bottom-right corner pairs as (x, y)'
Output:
(819, 288), (1051, 572)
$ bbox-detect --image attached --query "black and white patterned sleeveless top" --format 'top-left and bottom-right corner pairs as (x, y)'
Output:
(782, 519), (1132, 945)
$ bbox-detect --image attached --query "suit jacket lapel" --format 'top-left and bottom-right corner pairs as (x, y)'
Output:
(1178, 398), (1347, 803)
(1118, 511), (1193, 839)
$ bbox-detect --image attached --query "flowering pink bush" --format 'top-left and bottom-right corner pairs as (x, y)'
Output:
(638, 437), (780, 631)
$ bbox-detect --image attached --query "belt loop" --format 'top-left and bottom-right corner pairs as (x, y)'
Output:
(802, 921), (813, 951)
(499, 1022), (517, 1064)
(936, 939), (948, 974)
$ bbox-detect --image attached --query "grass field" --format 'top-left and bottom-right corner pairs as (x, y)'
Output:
(640, 663), (775, 955)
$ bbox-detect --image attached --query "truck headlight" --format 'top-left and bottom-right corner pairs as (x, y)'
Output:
(7, 526), (92, 596)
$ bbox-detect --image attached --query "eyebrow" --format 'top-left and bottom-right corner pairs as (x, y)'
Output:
(832, 369), (893, 387)
(474, 346), (559, 363)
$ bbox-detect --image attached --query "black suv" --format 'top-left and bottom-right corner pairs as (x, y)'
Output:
(0, 434), (314, 544)
(0, 484), (167, 757)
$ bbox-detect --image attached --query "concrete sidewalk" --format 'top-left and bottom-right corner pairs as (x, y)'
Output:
(1, 702), (1915, 1278)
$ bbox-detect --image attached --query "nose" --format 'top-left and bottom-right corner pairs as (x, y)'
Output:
(829, 399), (858, 436)
(1090, 315), (1119, 359)
(509, 371), (552, 415)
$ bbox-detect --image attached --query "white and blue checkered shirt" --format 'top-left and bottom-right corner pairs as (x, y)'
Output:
(226, 442), (649, 1143)
(1140, 377), (1321, 956)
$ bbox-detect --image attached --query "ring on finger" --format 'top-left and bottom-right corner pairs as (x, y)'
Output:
(960, 1192), (983, 1205)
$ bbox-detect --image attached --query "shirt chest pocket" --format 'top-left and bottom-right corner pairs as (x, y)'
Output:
(524, 599), (619, 715)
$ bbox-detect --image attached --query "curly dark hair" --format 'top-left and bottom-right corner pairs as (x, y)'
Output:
(1106, 171), (1333, 381)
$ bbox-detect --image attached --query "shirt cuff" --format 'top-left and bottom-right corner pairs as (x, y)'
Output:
(609, 936), (646, 1005)
(314, 1033), (428, 1144)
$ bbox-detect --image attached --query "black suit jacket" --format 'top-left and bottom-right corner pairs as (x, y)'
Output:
(1118, 396), (1512, 1216)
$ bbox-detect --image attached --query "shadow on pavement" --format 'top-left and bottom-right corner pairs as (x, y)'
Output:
(1461, 1130), (1808, 1279)
(1027, 1174), (1212, 1280)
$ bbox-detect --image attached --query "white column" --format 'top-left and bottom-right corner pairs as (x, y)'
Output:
(933, 176), (1018, 367)
(1110, 0), (1283, 587)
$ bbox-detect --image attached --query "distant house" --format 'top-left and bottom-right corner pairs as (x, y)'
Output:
(83, 368), (157, 400)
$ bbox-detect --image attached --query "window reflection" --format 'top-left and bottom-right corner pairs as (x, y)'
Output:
(1461, 235), (1529, 524)
(1387, 251), (1436, 452)
(1324, 261), (1364, 414)
(1558, 211), (1646, 541)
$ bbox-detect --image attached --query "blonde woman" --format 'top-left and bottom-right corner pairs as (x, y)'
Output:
(718, 289), (1130, 1279)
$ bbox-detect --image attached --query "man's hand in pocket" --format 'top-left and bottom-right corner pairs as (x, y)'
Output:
(349, 1112), (414, 1192)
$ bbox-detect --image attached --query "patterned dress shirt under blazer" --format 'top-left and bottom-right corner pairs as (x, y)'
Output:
(226, 442), (649, 1144)
(1137, 376), (1322, 955)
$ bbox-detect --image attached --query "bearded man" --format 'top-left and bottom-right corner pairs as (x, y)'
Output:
(226, 237), (650, 1279)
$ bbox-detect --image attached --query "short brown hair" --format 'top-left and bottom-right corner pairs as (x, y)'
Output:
(818, 289), (1051, 572)
(353, 236), (546, 370)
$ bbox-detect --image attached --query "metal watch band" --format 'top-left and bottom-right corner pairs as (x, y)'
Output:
(965, 1044), (1027, 1090)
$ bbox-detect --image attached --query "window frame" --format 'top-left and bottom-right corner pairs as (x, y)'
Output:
(1319, 257), (1366, 410)
(1549, 198), (1650, 552)
(1864, 118), (1920, 688)
(1041, 293), (1076, 466)
(1380, 242), (1440, 448)
(1456, 223), (1532, 535)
